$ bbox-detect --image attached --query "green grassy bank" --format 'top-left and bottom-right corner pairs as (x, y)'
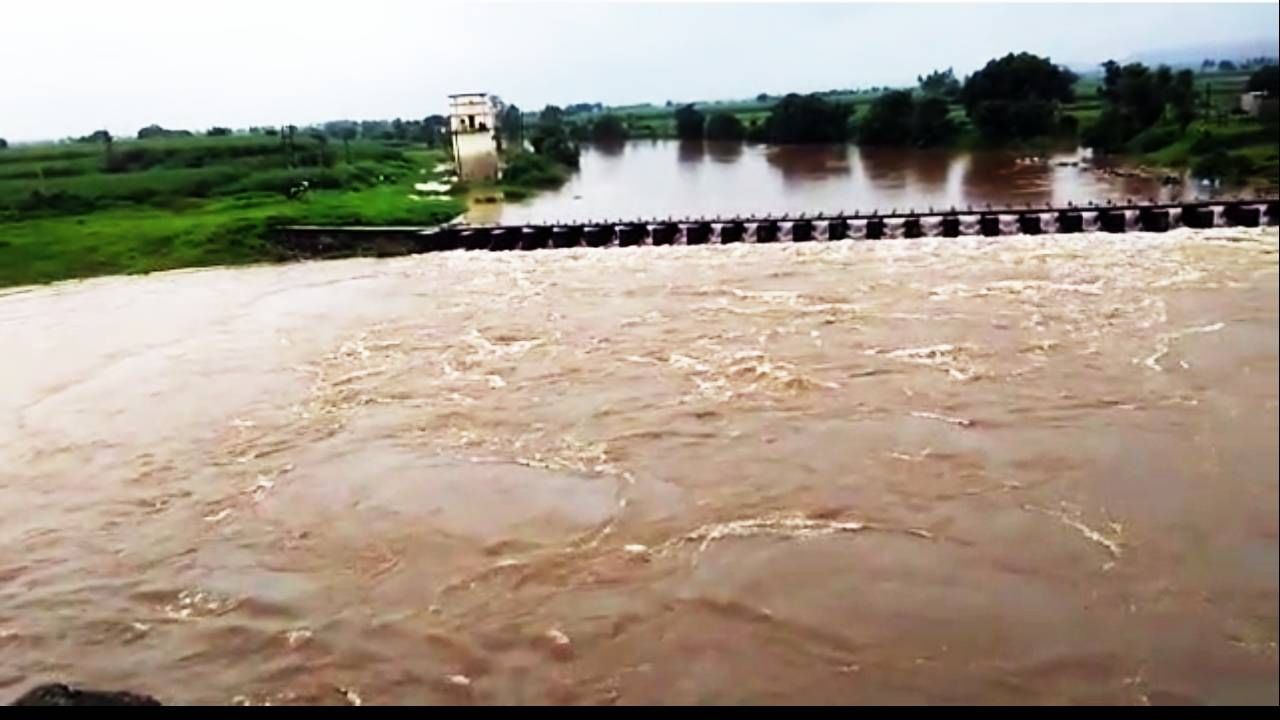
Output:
(0, 136), (464, 288)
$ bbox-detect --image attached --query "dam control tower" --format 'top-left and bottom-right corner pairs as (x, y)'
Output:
(448, 93), (503, 182)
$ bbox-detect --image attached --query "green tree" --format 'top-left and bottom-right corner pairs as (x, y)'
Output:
(0, 138), (7, 150)
(528, 105), (580, 168)
(1168, 69), (1198, 130)
(137, 125), (192, 140)
(590, 114), (628, 142)
(917, 68), (960, 99)
(705, 111), (746, 141)
(338, 126), (357, 164)
(912, 95), (956, 146)
(674, 104), (706, 139)
(88, 130), (114, 169)
(1217, 59), (1237, 72)
(539, 105), (565, 126)
(1192, 148), (1254, 182)
(857, 90), (914, 145)
(857, 92), (954, 147)
(1085, 61), (1198, 149)
(359, 120), (392, 140)
(762, 93), (849, 143)
(960, 52), (1076, 141)
(306, 130), (334, 167)
(1247, 64), (1280, 97)
(423, 115), (448, 148)
(501, 104), (524, 147)
(206, 127), (232, 137)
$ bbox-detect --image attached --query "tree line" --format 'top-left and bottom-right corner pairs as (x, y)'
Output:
(561, 52), (1277, 155)
(1200, 57), (1277, 72)
(9, 52), (1273, 164)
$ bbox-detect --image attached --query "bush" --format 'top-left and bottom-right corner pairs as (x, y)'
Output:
(763, 93), (849, 143)
(1247, 64), (1279, 97)
(674, 105), (706, 140)
(858, 91), (914, 145)
(336, 162), (383, 187)
(705, 112), (746, 141)
(528, 111), (581, 169)
(502, 152), (568, 189)
(856, 92), (954, 147)
(1190, 130), (1224, 154)
(137, 125), (193, 140)
(231, 168), (343, 196)
(1192, 150), (1255, 182)
(1126, 125), (1181, 153)
(911, 96), (956, 147)
(15, 189), (98, 215)
(590, 114), (628, 142)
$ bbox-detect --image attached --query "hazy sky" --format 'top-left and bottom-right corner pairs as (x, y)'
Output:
(3, 1), (1277, 142)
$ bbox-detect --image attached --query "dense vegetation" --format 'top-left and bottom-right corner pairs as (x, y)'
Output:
(704, 112), (746, 141)
(589, 114), (628, 143)
(856, 91), (955, 147)
(757, 94), (850, 144)
(959, 52), (1078, 141)
(526, 105), (581, 169)
(674, 105), (707, 140)
(1083, 62), (1197, 149)
(1247, 65), (1279, 96)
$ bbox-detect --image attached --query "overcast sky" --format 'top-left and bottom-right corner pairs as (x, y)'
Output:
(3, 1), (1277, 142)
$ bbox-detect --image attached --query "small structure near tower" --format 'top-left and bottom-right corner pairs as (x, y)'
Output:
(448, 93), (503, 182)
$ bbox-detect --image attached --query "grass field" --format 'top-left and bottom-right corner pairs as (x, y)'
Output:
(0, 136), (464, 288)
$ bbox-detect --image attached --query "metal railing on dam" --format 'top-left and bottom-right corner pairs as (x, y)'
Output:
(275, 198), (1280, 257)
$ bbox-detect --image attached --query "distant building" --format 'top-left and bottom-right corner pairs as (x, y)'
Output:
(449, 93), (503, 182)
(1238, 91), (1279, 120)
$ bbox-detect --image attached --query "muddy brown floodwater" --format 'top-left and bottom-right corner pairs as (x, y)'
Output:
(2, 229), (1277, 705)
(466, 141), (1210, 226)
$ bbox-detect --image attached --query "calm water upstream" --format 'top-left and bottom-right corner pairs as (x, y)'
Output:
(466, 140), (1214, 226)
(1, 227), (1276, 704)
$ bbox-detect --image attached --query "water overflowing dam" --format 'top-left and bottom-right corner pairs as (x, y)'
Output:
(275, 198), (1279, 258)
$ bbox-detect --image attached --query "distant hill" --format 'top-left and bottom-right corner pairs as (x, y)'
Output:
(1119, 38), (1278, 69)
(1060, 38), (1277, 77)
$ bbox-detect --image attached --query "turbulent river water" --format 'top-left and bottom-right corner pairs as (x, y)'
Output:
(2, 228), (1277, 704)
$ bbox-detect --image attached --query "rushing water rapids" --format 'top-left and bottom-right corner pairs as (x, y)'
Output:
(2, 229), (1277, 705)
